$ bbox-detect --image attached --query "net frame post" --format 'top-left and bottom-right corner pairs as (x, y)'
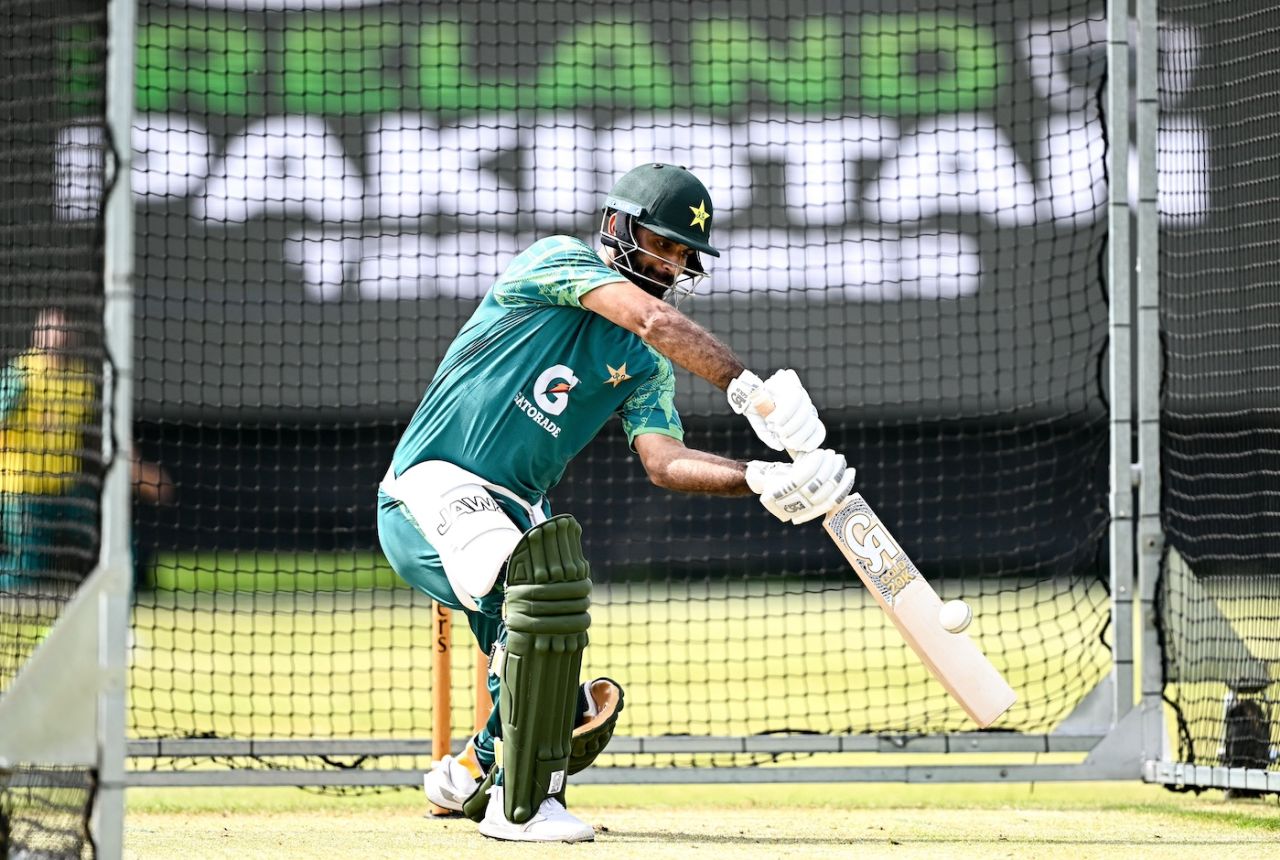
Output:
(1047, 0), (1165, 781)
(94, 0), (138, 853)
(0, 2), (134, 855)
(1104, 0), (1136, 733)
(1139, 2), (1278, 798)
(1134, 0), (1170, 775)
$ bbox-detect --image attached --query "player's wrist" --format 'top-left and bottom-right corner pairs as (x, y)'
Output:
(726, 370), (765, 415)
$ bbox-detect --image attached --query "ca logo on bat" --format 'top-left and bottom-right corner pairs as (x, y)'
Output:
(841, 513), (901, 574)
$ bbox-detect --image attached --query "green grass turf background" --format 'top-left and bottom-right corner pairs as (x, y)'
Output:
(130, 552), (1114, 743)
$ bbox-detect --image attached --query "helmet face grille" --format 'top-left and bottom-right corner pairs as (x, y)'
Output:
(600, 210), (707, 306)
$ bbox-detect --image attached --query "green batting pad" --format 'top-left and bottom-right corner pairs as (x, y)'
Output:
(499, 515), (591, 824)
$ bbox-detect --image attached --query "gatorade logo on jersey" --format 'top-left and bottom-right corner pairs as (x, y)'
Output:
(532, 365), (579, 415)
(513, 364), (579, 437)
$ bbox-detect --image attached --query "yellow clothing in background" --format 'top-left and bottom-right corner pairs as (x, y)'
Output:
(0, 351), (97, 495)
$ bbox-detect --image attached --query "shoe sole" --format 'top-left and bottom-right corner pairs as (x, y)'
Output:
(477, 822), (595, 843)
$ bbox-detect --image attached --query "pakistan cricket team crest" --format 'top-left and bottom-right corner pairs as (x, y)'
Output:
(605, 363), (631, 387)
(688, 200), (710, 231)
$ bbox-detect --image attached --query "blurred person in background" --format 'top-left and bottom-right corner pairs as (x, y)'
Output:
(0, 307), (98, 592)
(130, 451), (176, 587)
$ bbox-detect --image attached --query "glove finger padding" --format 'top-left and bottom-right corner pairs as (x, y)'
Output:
(768, 408), (825, 453)
(790, 465), (857, 524)
(761, 370), (826, 452)
(773, 450), (839, 513)
(762, 460), (822, 518)
(748, 450), (855, 525)
(789, 449), (843, 498)
(748, 413), (786, 452)
(803, 449), (844, 486)
(747, 450), (849, 524)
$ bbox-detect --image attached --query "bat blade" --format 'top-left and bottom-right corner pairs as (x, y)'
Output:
(823, 494), (1017, 728)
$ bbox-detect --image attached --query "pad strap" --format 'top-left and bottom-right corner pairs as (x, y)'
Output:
(462, 768), (497, 822)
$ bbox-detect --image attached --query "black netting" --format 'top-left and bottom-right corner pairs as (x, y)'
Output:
(1158, 0), (1280, 777)
(0, 766), (95, 860)
(1, 2), (107, 850)
(127, 0), (1112, 775)
(0, 0), (107, 694)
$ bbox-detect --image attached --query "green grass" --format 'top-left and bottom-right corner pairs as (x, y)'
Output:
(148, 552), (408, 592)
(129, 563), (1113, 743)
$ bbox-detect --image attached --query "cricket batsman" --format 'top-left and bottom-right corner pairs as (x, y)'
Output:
(376, 163), (856, 842)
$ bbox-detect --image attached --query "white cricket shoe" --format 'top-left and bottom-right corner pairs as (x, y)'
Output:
(423, 755), (480, 812)
(477, 785), (595, 843)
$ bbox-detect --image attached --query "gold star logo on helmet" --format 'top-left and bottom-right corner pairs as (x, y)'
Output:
(688, 200), (710, 232)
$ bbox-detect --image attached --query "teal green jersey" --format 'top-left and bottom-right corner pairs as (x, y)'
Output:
(391, 236), (684, 503)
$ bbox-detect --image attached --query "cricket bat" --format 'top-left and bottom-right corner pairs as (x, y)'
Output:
(823, 493), (1017, 727)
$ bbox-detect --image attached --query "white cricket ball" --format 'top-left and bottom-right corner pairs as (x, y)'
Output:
(939, 599), (972, 633)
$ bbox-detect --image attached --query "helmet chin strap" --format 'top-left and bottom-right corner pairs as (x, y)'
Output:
(599, 211), (705, 305)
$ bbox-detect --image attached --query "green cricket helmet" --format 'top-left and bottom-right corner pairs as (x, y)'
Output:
(600, 163), (720, 304)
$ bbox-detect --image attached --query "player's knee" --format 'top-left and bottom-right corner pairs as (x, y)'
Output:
(504, 515), (591, 635)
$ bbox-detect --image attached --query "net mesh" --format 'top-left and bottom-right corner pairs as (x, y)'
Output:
(127, 0), (1114, 776)
(0, 0), (107, 847)
(0, 767), (95, 860)
(1157, 0), (1280, 777)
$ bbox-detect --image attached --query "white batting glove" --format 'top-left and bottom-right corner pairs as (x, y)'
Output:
(727, 369), (826, 453)
(745, 449), (857, 525)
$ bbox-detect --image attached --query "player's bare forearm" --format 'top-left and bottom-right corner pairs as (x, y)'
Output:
(581, 282), (744, 388)
(652, 447), (752, 496)
(640, 307), (744, 390)
(633, 434), (753, 496)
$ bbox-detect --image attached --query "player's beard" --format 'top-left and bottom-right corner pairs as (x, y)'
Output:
(634, 263), (674, 299)
(615, 251), (675, 299)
